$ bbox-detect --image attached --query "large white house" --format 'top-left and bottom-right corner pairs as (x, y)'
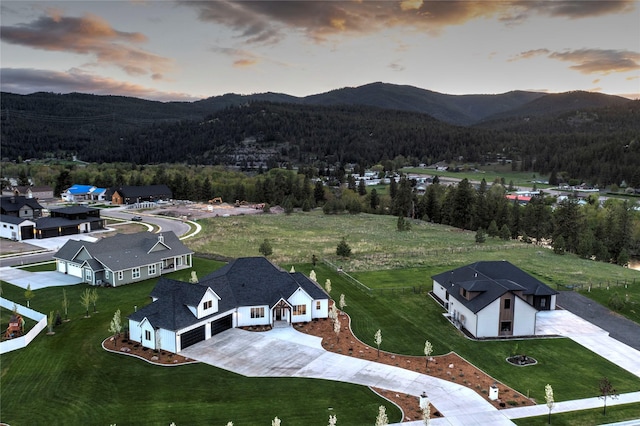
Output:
(128, 257), (330, 353)
(432, 261), (557, 338)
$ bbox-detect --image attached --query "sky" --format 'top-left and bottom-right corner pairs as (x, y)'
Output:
(1, 1), (639, 102)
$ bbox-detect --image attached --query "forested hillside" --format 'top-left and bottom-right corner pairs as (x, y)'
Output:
(1, 88), (638, 187)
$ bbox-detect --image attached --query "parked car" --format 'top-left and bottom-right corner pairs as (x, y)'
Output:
(131, 216), (142, 221)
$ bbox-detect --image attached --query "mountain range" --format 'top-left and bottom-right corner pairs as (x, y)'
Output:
(1, 82), (633, 127)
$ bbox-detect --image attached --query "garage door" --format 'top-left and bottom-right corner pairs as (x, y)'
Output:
(180, 325), (205, 350)
(210, 315), (233, 336)
(67, 264), (82, 278)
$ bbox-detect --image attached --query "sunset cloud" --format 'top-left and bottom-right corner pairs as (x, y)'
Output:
(0, 68), (199, 102)
(550, 49), (640, 74)
(512, 48), (640, 75)
(0, 13), (172, 78)
(180, 1), (636, 43)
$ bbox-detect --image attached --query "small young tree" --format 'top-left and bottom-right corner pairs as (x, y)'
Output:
(80, 288), (92, 318)
(374, 329), (382, 358)
(309, 270), (317, 282)
(189, 271), (199, 283)
(325, 279), (332, 295)
(62, 289), (70, 321)
(108, 309), (122, 347)
(475, 227), (486, 243)
(421, 398), (430, 426)
(545, 384), (554, 424)
(328, 413), (337, 426)
(598, 376), (618, 415)
(424, 340), (433, 370)
(259, 239), (273, 256)
(338, 294), (347, 312)
(90, 288), (99, 313)
(333, 316), (341, 343)
(336, 237), (351, 258)
(375, 405), (388, 426)
(271, 416), (281, 426)
(24, 284), (34, 308)
(329, 303), (338, 321)
(47, 310), (55, 334)
(311, 254), (318, 266)
(289, 266), (295, 273)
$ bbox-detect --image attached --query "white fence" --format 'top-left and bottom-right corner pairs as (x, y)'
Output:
(0, 297), (47, 354)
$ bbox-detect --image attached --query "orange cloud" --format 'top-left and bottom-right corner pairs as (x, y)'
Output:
(179, 1), (636, 43)
(233, 58), (259, 67)
(511, 48), (640, 75)
(0, 13), (172, 78)
(0, 68), (199, 102)
(549, 49), (640, 74)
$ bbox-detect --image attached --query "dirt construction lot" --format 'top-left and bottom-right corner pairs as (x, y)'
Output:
(146, 202), (281, 220)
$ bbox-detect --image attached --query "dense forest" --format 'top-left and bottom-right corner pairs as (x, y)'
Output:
(1, 88), (639, 188)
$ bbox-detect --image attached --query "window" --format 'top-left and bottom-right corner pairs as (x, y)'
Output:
(316, 301), (321, 310)
(540, 298), (546, 308)
(177, 256), (183, 266)
(148, 264), (157, 275)
(462, 289), (468, 298)
(145, 330), (151, 341)
(251, 307), (265, 318)
(203, 300), (213, 310)
(293, 305), (307, 316)
(117, 271), (123, 281)
(503, 299), (511, 309)
(85, 270), (92, 281)
(105, 270), (110, 279)
(132, 267), (140, 279)
(500, 321), (512, 332)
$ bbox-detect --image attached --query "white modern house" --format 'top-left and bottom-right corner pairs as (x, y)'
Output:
(128, 257), (330, 353)
(432, 261), (557, 338)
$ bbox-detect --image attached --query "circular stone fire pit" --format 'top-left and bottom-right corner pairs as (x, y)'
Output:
(506, 355), (538, 366)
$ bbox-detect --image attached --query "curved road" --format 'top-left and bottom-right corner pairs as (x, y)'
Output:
(0, 210), (191, 267)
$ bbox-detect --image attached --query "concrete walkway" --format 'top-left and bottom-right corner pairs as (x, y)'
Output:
(536, 310), (640, 378)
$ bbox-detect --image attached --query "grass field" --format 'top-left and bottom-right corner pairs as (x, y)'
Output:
(0, 258), (402, 426)
(513, 403), (640, 425)
(2, 210), (639, 425)
(401, 165), (551, 189)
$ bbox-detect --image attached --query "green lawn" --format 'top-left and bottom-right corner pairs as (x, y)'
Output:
(296, 264), (640, 405)
(513, 403), (640, 425)
(2, 211), (639, 424)
(0, 258), (402, 426)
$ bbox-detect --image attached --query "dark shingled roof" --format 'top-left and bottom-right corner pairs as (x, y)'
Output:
(130, 257), (328, 331)
(201, 257), (328, 307)
(0, 214), (35, 225)
(53, 231), (193, 271)
(0, 196), (43, 214)
(432, 260), (557, 314)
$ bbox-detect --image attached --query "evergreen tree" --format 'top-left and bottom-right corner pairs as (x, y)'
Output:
(487, 220), (499, 238)
(475, 228), (486, 243)
(499, 224), (511, 240)
(450, 178), (475, 229)
(358, 178), (367, 196)
(314, 180), (325, 204)
(259, 239), (273, 257)
(336, 238), (351, 258)
(369, 188), (380, 210)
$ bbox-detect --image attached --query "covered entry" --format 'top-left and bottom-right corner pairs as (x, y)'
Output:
(180, 325), (205, 350)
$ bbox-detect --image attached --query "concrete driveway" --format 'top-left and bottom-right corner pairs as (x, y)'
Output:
(0, 266), (82, 290)
(182, 327), (516, 426)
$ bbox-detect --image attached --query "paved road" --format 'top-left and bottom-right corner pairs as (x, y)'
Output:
(557, 291), (640, 351)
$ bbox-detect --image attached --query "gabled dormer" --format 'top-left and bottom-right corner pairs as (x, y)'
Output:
(148, 234), (171, 254)
(72, 246), (92, 262)
(191, 287), (220, 319)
